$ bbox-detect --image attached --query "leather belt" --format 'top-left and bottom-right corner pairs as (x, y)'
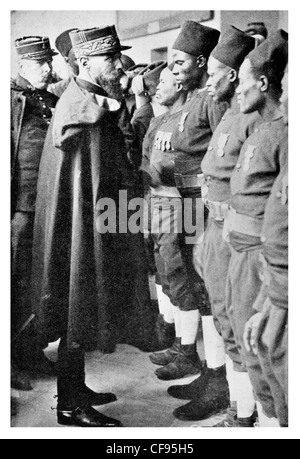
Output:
(174, 173), (205, 189)
(226, 208), (263, 238)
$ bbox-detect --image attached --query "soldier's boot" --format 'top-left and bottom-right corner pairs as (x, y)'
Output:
(155, 314), (176, 350)
(11, 361), (33, 392)
(214, 406), (257, 427)
(155, 344), (202, 381)
(173, 379), (230, 421)
(167, 362), (227, 400)
(149, 337), (181, 366)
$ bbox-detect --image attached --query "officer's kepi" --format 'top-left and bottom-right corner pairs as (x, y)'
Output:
(15, 36), (58, 60)
(69, 25), (131, 58)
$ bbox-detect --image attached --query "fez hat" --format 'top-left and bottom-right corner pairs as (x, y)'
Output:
(211, 26), (255, 71)
(55, 28), (78, 58)
(246, 29), (288, 73)
(172, 21), (220, 58)
(15, 36), (58, 60)
(244, 22), (268, 39)
(70, 26), (131, 58)
(138, 60), (167, 96)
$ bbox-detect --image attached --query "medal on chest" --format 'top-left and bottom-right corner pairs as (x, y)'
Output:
(178, 112), (189, 133)
(243, 145), (256, 172)
(217, 133), (230, 157)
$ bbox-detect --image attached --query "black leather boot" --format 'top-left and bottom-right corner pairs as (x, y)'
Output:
(78, 385), (117, 406)
(155, 344), (202, 381)
(57, 404), (123, 427)
(11, 361), (33, 391)
(167, 363), (227, 400)
(149, 337), (181, 366)
(155, 314), (176, 349)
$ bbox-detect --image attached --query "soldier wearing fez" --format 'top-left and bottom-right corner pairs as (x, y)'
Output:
(227, 30), (288, 427)
(11, 36), (58, 390)
(194, 26), (259, 426)
(31, 26), (134, 427)
(156, 21), (229, 420)
(244, 66), (288, 428)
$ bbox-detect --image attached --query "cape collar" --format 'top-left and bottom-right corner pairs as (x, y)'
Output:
(75, 77), (108, 97)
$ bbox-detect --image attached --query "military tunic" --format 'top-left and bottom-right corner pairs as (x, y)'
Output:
(11, 75), (58, 357)
(256, 159), (288, 426)
(226, 112), (288, 419)
(168, 87), (228, 315)
(194, 98), (260, 370)
(142, 109), (205, 312)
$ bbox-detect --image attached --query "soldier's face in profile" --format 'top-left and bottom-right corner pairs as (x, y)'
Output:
(86, 52), (125, 99)
(236, 58), (263, 113)
(280, 71), (288, 122)
(206, 56), (233, 102)
(155, 68), (183, 107)
(20, 58), (53, 89)
(172, 50), (202, 91)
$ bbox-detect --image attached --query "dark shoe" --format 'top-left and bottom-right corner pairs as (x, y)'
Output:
(79, 385), (117, 406)
(11, 363), (33, 391)
(20, 351), (57, 376)
(214, 412), (257, 427)
(155, 314), (176, 349)
(167, 363), (227, 400)
(149, 337), (181, 366)
(173, 390), (230, 421)
(155, 344), (202, 381)
(57, 405), (123, 427)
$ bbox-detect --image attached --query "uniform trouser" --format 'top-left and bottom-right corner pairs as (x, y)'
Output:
(226, 233), (277, 418)
(11, 212), (37, 359)
(150, 194), (209, 314)
(257, 298), (288, 426)
(57, 334), (86, 408)
(194, 218), (243, 371)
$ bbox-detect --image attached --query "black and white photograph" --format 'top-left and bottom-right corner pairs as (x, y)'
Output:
(5, 2), (297, 440)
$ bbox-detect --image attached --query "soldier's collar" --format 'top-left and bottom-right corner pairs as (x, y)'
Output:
(15, 74), (35, 92)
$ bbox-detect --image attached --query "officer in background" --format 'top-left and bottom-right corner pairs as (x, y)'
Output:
(244, 65), (288, 427)
(244, 22), (268, 46)
(48, 28), (79, 98)
(188, 26), (259, 426)
(165, 20), (229, 421)
(11, 36), (59, 389)
(227, 30), (288, 427)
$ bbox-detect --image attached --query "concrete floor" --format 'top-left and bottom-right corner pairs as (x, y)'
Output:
(11, 340), (227, 429)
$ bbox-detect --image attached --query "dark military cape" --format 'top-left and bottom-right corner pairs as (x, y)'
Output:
(32, 78), (159, 351)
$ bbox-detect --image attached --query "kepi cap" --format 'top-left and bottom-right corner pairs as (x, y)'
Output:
(15, 36), (58, 60)
(55, 28), (78, 58)
(172, 21), (220, 58)
(247, 29), (288, 74)
(70, 26), (131, 58)
(211, 26), (255, 70)
(244, 22), (268, 39)
(138, 60), (167, 96)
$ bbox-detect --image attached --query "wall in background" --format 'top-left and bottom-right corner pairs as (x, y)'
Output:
(11, 10), (288, 78)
